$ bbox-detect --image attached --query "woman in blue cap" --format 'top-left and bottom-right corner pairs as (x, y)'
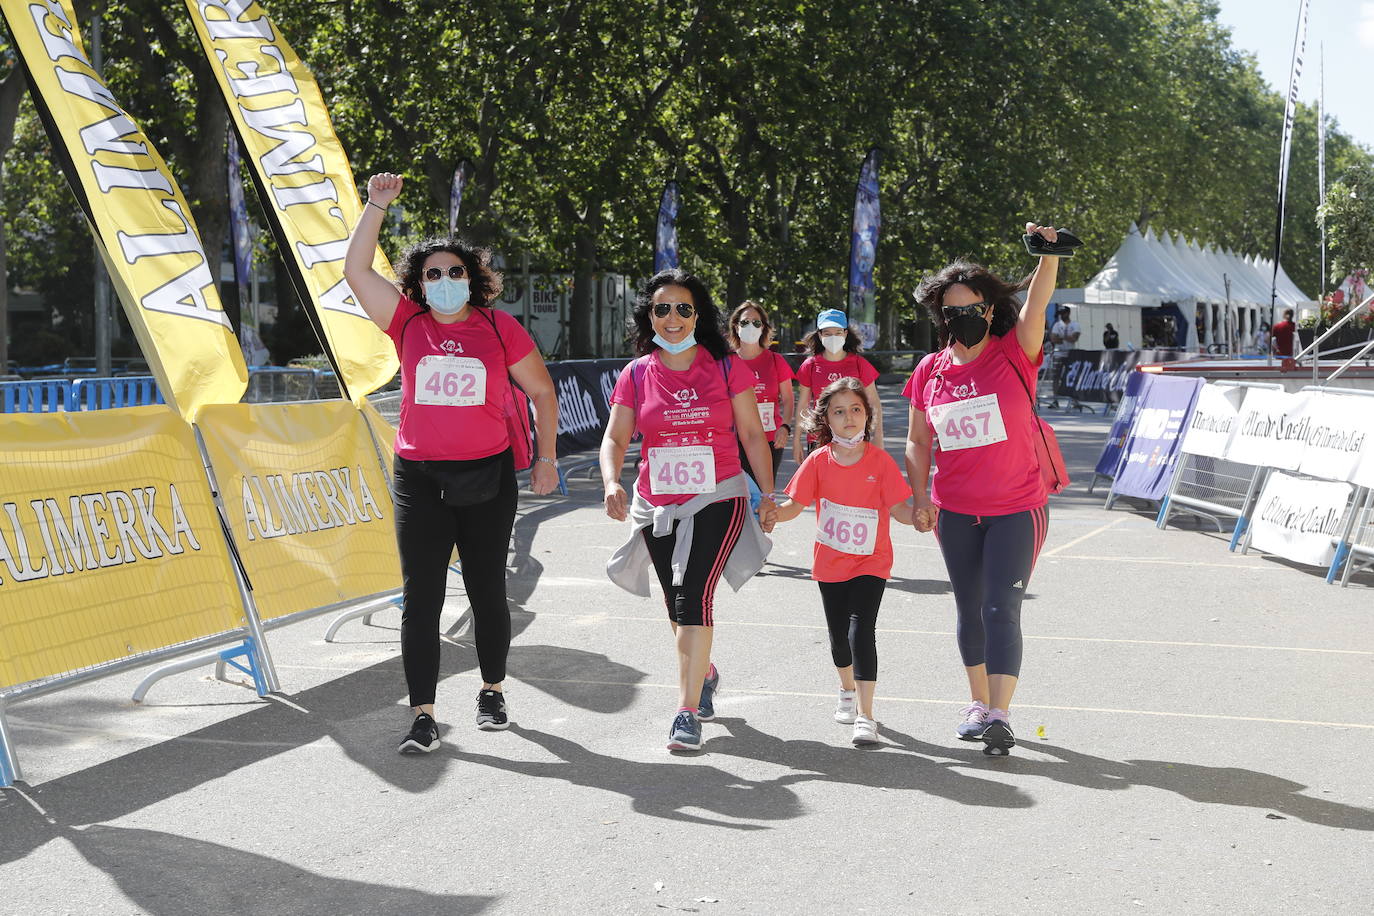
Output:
(792, 309), (882, 464)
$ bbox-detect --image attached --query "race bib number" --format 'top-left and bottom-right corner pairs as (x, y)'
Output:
(816, 498), (878, 556)
(647, 446), (716, 495)
(757, 401), (777, 432)
(928, 393), (1007, 451)
(415, 355), (486, 407)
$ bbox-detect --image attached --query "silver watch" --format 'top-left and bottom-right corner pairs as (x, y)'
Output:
(536, 456), (558, 467)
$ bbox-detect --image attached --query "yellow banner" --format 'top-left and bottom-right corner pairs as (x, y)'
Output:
(0, 407), (245, 690)
(196, 401), (400, 620)
(184, 0), (400, 403)
(0, 0), (247, 420)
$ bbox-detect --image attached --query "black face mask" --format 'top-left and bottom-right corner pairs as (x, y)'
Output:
(947, 314), (989, 348)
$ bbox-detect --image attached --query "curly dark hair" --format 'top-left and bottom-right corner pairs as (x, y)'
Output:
(914, 259), (1029, 348)
(395, 237), (503, 310)
(630, 269), (730, 360)
(801, 325), (862, 357)
(802, 377), (872, 446)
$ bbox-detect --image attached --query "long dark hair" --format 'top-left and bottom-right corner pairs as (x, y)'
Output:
(802, 377), (873, 446)
(914, 259), (1028, 348)
(630, 269), (730, 359)
(396, 237), (503, 310)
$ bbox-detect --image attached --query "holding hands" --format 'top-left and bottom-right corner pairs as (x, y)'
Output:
(912, 497), (938, 533)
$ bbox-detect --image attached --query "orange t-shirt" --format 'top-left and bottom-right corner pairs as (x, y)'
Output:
(784, 443), (911, 582)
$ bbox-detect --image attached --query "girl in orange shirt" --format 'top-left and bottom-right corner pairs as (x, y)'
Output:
(775, 378), (914, 746)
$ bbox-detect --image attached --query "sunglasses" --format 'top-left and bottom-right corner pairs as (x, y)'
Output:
(942, 301), (991, 320)
(652, 302), (696, 319)
(424, 265), (468, 282)
(736, 319), (763, 328)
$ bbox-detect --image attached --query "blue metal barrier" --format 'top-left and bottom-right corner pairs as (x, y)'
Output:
(71, 376), (164, 410)
(1, 379), (73, 412)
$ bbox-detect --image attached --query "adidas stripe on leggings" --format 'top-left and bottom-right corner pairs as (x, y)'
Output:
(935, 506), (1048, 678)
(393, 450), (517, 707)
(642, 497), (747, 627)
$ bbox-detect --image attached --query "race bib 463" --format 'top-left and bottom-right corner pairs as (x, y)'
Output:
(647, 445), (716, 495)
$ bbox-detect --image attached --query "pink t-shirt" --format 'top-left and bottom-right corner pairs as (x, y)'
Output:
(903, 330), (1045, 516)
(738, 350), (796, 444)
(797, 353), (879, 442)
(784, 444), (911, 582)
(385, 296), (535, 461)
(610, 347), (753, 506)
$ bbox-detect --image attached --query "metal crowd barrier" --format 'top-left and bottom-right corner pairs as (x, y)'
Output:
(1156, 382), (1282, 544)
(1336, 489), (1374, 588)
(71, 376), (164, 410)
(0, 378), (73, 412)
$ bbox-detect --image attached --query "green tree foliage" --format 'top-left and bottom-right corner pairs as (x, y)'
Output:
(1319, 161), (1374, 288)
(2, 0), (1371, 362)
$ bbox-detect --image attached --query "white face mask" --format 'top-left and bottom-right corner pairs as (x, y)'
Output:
(831, 430), (865, 448)
(737, 324), (763, 345)
(821, 335), (846, 355)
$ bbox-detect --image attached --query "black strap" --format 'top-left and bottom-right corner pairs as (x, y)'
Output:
(1004, 347), (1061, 485)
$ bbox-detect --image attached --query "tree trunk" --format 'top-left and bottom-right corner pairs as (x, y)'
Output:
(725, 192), (750, 310)
(568, 213), (600, 358)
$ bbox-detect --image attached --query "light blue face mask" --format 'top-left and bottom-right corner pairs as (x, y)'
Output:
(423, 277), (470, 315)
(653, 332), (697, 354)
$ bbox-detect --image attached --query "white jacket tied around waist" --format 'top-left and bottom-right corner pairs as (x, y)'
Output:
(606, 473), (772, 596)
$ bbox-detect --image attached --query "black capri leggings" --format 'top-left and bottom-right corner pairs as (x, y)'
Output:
(738, 439), (784, 488)
(935, 506), (1048, 678)
(817, 575), (886, 681)
(393, 450), (517, 708)
(642, 497), (747, 627)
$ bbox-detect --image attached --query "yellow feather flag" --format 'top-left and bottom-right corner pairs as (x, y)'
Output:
(183, 0), (400, 403)
(0, 0), (247, 420)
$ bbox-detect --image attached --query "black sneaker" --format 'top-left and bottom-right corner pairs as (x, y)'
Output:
(476, 689), (509, 731)
(981, 718), (1016, 757)
(398, 713), (440, 754)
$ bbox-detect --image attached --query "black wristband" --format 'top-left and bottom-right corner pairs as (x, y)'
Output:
(367, 200), (388, 213)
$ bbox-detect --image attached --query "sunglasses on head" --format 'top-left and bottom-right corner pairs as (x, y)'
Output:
(424, 264), (467, 282)
(736, 319), (762, 328)
(652, 302), (696, 319)
(942, 301), (991, 320)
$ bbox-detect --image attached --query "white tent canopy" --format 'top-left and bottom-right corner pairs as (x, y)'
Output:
(1055, 223), (1316, 352)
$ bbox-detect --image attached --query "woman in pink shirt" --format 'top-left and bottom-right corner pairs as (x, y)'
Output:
(903, 223), (1062, 757)
(344, 173), (560, 755)
(792, 309), (882, 463)
(727, 300), (795, 483)
(601, 270), (778, 752)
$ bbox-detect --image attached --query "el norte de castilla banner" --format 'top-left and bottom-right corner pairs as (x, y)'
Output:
(0, 0), (247, 420)
(184, 0), (399, 403)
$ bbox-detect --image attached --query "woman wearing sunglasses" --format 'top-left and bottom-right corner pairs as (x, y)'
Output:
(344, 172), (560, 755)
(793, 309), (882, 465)
(727, 300), (795, 483)
(601, 270), (778, 752)
(902, 223), (1061, 757)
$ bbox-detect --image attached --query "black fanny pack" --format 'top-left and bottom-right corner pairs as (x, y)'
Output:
(418, 449), (510, 507)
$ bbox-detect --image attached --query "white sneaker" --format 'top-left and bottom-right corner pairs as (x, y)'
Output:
(834, 689), (857, 724)
(852, 715), (880, 747)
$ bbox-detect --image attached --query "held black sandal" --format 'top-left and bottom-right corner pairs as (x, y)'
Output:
(1023, 228), (1083, 258)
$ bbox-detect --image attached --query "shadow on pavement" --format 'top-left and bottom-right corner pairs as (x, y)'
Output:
(449, 725), (803, 830)
(759, 561), (954, 597)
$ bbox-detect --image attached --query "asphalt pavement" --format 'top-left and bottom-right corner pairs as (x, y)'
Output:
(2, 385), (1371, 915)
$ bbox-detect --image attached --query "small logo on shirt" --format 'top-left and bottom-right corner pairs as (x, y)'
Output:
(439, 339), (463, 355)
(951, 381), (979, 399)
(866, 475), (876, 482)
(1011, 579), (1024, 589)
(671, 387), (699, 407)
(826, 372), (842, 383)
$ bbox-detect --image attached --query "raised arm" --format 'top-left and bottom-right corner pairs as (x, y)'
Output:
(343, 173), (406, 331)
(1016, 221), (1062, 361)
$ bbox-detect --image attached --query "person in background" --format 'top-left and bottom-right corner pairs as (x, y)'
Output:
(793, 309), (882, 463)
(728, 300), (795, 484)
(1269, 309), (1296, 358)
(1254, 321), (1271, 355)
(1102, 323), (1119, 350)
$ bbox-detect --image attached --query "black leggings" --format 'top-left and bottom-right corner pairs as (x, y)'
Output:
(393, 450), (517, 707)
(642, 497), (747, 627)
(935, 507), (1048, 678)
(738, 440), (784, 488)
(817, 575), (886, 681)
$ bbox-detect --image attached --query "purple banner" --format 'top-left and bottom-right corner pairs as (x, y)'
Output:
(449, 159), (471, 235)
(1095, 371), (1152, 477)
(654, 180), (680, 273)
(1109, 375), (1204, 500)
(848, 148), (881, 332)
